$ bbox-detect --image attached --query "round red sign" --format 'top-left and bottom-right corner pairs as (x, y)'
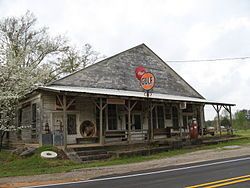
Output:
(140, 72), (155, 91)
(135, 66), (146, 80)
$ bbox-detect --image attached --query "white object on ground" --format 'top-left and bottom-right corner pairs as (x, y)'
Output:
(41, 151), (58, 159)
(223, 145), (241, 149)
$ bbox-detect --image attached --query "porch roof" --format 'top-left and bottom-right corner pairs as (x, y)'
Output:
(38, 85), (235, 106)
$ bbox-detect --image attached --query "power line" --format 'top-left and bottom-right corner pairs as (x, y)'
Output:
(166, 56), (250, 63)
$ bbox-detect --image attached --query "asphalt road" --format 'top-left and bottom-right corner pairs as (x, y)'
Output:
(25, 156), (250, 188)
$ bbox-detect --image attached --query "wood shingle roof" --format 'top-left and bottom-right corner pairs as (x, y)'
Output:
(50, 44), (204, 99)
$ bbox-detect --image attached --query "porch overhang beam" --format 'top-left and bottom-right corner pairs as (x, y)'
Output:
(62, 95), (67, 149)
(124, 100), (138, 143)
(221, 105), (234, 135)
(92, 98), (107, 145)
(212, 104), (222, 135)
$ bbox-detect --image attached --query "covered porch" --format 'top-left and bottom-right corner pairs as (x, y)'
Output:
(38, 86), (235, 149)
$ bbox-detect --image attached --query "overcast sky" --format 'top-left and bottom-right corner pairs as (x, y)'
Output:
(1, 0), (250, 119)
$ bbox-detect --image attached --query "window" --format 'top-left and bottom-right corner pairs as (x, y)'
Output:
(152, 105), (165, 129)
(157, 106), (165, 128)
(165, 104), (172, 120)
(152, 107), (157, 129)
(67, 114), (77, 135)
(133, 114), (142, 130)
(18, 108), (22, 127)
(172, 106), (179, 130)
(133, 101), (142, 111)
(31, 103), (37, 139)
(108, 104), (117, 130)
(183, 104), (193, 113)
(31, 103), (37, 128)
(125, 114), (132, 130)
(183, 115), (193, 129)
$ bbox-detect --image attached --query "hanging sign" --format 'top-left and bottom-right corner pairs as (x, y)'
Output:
(107, 98), (125, 105)
(140, 72), (155, 91)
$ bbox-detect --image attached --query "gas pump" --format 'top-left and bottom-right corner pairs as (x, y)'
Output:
(189, 118), (199, 139)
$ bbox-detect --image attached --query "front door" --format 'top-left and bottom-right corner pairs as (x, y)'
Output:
(132, 113), (145, 140)
(125, 113), (144, 140)
(67, 114), (77, 144)
(133, 114), (142, 130)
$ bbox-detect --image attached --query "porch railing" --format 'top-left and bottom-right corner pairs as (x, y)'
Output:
(130, 129), (148, 141)
(105, 129), (148, 142)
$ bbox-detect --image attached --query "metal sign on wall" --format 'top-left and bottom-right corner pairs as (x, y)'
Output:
(135, 66), (146, 80)
(140, 72), (155, 91)
(107, 98), (126, 105)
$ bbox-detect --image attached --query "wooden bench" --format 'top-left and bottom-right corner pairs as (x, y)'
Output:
(153, 128), (171, 138)
(105, 130), (127, 141)
(76, 137), (98, 144)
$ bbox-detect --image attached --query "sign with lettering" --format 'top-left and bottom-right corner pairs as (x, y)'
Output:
(107, 98), (126, 105)
(135, 66), (146, 80)
(140, 72), (155, 91)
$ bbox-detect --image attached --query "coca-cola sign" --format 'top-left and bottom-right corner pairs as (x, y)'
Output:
(135, 66), (146, 80)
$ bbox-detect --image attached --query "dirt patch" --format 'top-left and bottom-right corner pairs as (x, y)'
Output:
(1, 146), (250, 188)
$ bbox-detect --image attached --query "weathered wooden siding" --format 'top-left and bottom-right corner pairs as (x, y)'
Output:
(18, 91), (205, 145)
(16, 94), (41, 143)
(42, 93), (96, 144)
(42, 93), (56, 134)
(21, 105), (31, 141)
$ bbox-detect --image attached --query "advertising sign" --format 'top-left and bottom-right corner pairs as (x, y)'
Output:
(140, 72), (155, 91)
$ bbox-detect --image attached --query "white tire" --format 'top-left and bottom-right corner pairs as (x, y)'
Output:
(40, 151), (58, 159)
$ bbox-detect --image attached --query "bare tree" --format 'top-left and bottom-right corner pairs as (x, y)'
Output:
(50, 43), (104, 79)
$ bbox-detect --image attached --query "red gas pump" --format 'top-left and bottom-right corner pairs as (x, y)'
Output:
(189, 118), (199, 139)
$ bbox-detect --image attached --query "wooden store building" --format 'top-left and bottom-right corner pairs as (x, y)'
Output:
(16, 44), (235, 149)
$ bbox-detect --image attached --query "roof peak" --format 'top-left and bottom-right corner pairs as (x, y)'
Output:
(48, 43), (149, 85)
(49, 43), (205, 99)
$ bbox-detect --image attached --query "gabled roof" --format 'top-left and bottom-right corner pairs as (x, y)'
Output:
(49, 44), (205, 99)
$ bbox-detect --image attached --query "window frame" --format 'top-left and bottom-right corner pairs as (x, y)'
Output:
(67, 114), (77, 135)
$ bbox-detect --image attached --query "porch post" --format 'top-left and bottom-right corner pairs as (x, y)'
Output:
(200, 105), (205, 137)
(217, 105), (221, 136)
(222, 105), (234, 135)
(39, 94), (44, 146)
(99, 98), (103, 145)
(124, 100), (138, 143)
(150, 101), (153, 141)
(147, 100), (151, 142)
(128, 100), (131, 143)
(63, 95), (67, 149)
(178, 105), (183, 138)
(229, 106), (233, 134)
(213, 105), (222, 136)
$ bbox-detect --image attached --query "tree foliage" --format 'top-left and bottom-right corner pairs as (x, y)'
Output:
(0, 11), (102, 150)
(205, 109), (250, 132)
(234, 110), (249, 130)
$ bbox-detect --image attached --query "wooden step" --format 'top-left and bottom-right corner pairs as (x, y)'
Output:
(73, 146), (106, 151)
(150, 146), (171, 154)
(80, 153), (112, 162)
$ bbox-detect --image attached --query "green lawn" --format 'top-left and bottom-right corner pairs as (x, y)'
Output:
(1, 132), (250, 178)
(235, 129), (250, 137)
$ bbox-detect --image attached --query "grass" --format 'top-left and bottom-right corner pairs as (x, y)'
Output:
(234, 129), (250, 137)
(1, 131), (250, 178)
(0, 146), (76, 177)
(0, 147), (195, 177)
